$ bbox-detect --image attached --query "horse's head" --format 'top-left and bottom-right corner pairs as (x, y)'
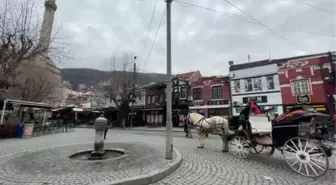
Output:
(187, 113), (204, 125)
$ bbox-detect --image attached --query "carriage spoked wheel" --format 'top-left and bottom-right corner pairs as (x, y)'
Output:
(229, 136), (251, 159)
(282, 137), (329, 177)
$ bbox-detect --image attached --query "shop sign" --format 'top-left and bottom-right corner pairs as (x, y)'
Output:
(242, 96), (267, 104)
(207, 100), (228, 105)
(190, 101), (204, 106)
(296, 94), (311, 104)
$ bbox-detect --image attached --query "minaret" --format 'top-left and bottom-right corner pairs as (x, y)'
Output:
(39, 0), (57, 54)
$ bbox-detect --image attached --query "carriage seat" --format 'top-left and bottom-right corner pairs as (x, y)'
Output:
(249, 116), (272, 135)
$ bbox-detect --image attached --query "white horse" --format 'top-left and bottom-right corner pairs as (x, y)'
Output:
(187, 113), (235, 152)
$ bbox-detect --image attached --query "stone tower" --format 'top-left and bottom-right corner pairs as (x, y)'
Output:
(16, 0), (65, 105)
(39, 0), (57, 55)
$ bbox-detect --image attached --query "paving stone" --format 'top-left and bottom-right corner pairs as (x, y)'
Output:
(0, 130), (177, 185)
(0, 129), (335, 185)
(129, 130), (335, 185)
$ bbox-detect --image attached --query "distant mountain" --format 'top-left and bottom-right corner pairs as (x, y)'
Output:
(60, 68), (167, 88)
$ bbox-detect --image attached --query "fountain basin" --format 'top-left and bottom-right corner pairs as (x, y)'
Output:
(69, 148), (127, 162)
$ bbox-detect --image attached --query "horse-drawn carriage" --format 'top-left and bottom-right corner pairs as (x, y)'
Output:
(188, 101), (335, 178)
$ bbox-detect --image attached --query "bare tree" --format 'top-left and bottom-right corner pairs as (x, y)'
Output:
(19, 70), (55, 102)
(90, 92), (107, 108)
(103, 53), (137, 128)
(0, 0), (70, 89)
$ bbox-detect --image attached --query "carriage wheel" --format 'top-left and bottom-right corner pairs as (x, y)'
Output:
(229, 136), (250, 159)
(282, 137), (329, 177)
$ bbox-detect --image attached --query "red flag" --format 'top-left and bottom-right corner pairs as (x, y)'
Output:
(250, 100), (261, 115)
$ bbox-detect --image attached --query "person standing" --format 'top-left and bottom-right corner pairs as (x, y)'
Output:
(186, 118), (192, 138)
(102, 113), (108, 140)
(181, 114), (188, 137)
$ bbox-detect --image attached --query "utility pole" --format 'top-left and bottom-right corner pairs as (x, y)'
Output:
(165, 0), (173, 160)
(130, 56), (137, 128)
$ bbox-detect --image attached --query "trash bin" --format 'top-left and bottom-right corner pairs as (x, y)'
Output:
(16, 122), (24, 138)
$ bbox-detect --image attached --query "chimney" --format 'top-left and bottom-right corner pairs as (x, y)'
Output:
(229, 61), (234, 66)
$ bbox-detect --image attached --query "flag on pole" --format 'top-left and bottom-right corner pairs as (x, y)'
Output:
(250, 99), (261, 115)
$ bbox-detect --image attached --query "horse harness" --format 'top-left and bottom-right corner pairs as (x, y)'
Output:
(195, 117), (226, 135)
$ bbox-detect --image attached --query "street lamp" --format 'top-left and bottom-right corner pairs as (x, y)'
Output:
(165, 0), (173, 160)
(130, 56), (137, 128)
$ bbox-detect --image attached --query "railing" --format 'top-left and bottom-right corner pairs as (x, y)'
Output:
(32, 121), (75, 137)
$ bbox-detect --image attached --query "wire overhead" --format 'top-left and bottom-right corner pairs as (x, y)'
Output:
(221, 0), (306, 52)
(141, 0), (158, 63)
(143, 8), (167, 68)
(175, 0), (335, 38)
(294, 0), (335, 15)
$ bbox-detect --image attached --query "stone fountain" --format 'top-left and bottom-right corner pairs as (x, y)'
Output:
(69, 115), (125, 161)
(89, 115), (108, 160)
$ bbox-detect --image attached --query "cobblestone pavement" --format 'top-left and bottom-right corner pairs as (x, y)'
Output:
(131, 131), (335, 185)
(0, 130), (176, 185)
(0, 129), (335, 185)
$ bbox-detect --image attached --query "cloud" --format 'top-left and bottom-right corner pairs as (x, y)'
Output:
(46, 0), (336, 76)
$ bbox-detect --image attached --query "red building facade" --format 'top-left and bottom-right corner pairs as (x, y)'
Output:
(188, 76), (231, 117)
(278, 52), (335, 116)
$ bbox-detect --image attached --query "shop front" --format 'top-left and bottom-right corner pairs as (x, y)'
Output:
(283, 94), (329, 114)
(143, 108), (164, 127)
(189, 100), (229, 118)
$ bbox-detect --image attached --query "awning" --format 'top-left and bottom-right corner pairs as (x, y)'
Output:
(3, 99), (51, 108)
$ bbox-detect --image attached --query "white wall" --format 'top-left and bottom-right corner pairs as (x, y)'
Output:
(229, 63), (283, 116)
(230, 63), (278, 80)
(231, 92), (284, 115)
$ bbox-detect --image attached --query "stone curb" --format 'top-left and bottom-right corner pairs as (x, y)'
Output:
(92, 149), (183, 185)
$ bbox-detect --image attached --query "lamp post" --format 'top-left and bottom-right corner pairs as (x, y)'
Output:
(165, 0), (173, 160)
(130, 56), (137, 128)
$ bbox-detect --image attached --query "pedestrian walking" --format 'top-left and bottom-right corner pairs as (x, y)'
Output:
(183, 120), (188, 137)
(186, 119), (192, 138)
(181, 114), (189, 137)
(101, 113), (108, 140)
(104, 125), (108, 140)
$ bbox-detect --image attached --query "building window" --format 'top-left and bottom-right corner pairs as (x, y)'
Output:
(212, 86), (223, 99)
(192, 88), (202, 100)
(233, 80), (240, 93)
(253, 77), (262, 91)
(147, 96), (150, 104)
(180, 86), (187, 99)
(244, 79), (253, 92)
(151, 95), (155, 103)
(266, 75), (274, 90)
(292, 79), (310, 95)
(160, 94), (164, 102)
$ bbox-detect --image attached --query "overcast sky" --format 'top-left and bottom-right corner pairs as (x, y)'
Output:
(49, 0), (335, 76)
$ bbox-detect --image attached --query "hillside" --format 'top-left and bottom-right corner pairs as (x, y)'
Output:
(60, 68), (167, 88)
